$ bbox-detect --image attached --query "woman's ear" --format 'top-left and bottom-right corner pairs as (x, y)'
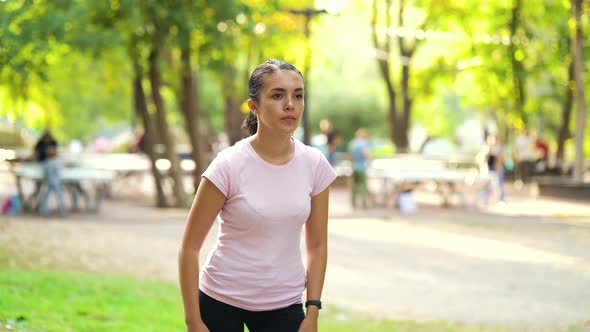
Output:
(248, 99), (258, 115)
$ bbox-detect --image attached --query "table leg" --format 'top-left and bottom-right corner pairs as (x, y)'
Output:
(94, 183), (108, 212)
(15, 175), (27, 211)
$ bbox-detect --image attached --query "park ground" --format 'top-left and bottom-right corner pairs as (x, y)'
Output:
(1, 173), (590, 331)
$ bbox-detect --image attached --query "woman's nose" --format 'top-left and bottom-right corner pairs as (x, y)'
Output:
(284, 97), (294, 110)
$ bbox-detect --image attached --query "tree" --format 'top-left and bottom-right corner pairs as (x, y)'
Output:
(508, 0), (527, 126)
(88, 1), (187, 207)
(130, 43), (167, 207)
(144, 3), (189, 207)
(370, 0), (465, 152)
(570, 0), (587, 181)
(1, 0), (81, 129)
(168, 0), (214, 192)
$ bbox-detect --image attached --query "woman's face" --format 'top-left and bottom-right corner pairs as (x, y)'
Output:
(250, 70), (304, 135)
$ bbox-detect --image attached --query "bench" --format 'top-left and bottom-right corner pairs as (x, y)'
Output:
(367, 155), (487, 208)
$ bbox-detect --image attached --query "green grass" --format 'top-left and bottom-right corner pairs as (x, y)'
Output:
(1, 268), (589, 332)
(0, 269), (478, 332)
(0, 248), (588, 331)
(1, 269), (184, 332)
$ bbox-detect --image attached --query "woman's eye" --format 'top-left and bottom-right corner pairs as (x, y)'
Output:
(295, 94), (304, 99)
(272, 94), (282, 99)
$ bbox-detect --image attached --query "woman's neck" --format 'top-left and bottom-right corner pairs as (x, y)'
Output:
(250, 130), (294, 163)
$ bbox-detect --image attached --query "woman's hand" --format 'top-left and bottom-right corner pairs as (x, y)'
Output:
(297, 316), (318, 332)
(186, 321), (210, 332)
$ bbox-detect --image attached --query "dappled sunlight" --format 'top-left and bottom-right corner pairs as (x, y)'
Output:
(482, 199), (590, 218)
(329, 218), (590, 273)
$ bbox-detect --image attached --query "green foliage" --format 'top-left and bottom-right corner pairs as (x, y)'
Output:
(0, 0), (131, 140)
(0, 0), (588, 157)
(311, 67), (389, 150)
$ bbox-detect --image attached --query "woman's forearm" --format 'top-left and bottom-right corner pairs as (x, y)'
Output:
(305, 242), (328, 308)
(178, 247), (202, 325)
(304, 187), (331, 318)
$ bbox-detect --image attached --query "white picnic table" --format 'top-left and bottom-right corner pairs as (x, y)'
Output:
(366, 156), (489, 207)
(12, 162), (114, 213)
(14, 163), (115, 182)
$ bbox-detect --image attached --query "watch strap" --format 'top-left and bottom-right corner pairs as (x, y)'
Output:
(305, 300), (322, 310)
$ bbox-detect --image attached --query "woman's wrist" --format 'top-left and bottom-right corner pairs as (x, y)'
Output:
(305, 306), (320, 318)
(184, 317), (203, 326)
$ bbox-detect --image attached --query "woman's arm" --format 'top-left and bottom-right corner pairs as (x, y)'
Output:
(178, 177), (226, 330)
(301, 186), (331, 329)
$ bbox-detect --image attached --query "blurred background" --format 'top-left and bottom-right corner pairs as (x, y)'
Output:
(1, 0), (588, 180)
(1, 0), (590, 331)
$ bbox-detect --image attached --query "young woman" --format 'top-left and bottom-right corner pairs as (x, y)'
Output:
(178, 59), (337, 332)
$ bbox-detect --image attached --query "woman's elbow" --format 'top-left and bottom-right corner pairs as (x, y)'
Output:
(307, 238), (327, 252)
(178, 242), (200, 260)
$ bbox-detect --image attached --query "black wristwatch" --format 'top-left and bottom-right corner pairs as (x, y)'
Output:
(305, 300), (322, 310)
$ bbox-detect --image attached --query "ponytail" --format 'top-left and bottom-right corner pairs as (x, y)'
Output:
(242, 111), (257, 136)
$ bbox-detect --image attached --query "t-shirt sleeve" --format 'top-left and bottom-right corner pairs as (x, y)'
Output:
(202, 152), (230, 198)
(311, 152), (338, 197)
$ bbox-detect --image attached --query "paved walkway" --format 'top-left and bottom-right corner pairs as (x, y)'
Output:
(1, 181), (590, 329)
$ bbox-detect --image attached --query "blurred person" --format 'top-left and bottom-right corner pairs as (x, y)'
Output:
(178, 59), (336, 332)
(480, 132), (506, 205)
(515, 128), (535, 184)
(326, 130), (341, 167)
(534, 134), (549, 173)
(319, 119), (333, 137)
(34, 130), (67, 216)
(348, 128), (371, 209)
(311, 118), (334, 156)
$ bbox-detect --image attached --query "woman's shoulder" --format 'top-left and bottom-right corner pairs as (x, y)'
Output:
(294, 138), (324, 163)
(221, 138), (250, 155)
(210, 138), (249, 165)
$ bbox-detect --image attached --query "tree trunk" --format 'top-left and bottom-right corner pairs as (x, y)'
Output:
(224, 94), (245, 145)
(194, 74), (216, 150)
(509, 0), (527, 124)
(179, 42), (207, 193)
(556, 61), (574, 170)
(371, 0), (425, 153)
(131, 54), (167, 207)
(133, 75), (168, 207)
(395, 0), (421, 152)
(371, 0), (401, 151)
(399, 55), (412, 152)
(570, 0), (587, 182)
(148, 45), (188, 207)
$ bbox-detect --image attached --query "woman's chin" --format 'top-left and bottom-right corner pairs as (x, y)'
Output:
(278, 122), (299, 132)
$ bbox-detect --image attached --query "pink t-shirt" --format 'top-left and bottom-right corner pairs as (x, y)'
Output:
(200, 137), (337, 311)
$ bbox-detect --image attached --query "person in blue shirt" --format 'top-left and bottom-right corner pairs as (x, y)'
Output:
(34, 130), (67, 216)
(348, 128), (371, 209)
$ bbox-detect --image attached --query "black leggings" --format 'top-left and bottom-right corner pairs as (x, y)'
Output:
(199, 290), (305, 332)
